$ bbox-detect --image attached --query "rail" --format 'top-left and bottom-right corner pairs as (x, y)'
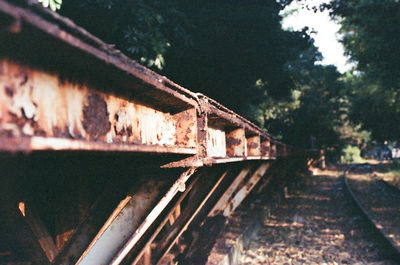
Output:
(343, 166), (400, 261)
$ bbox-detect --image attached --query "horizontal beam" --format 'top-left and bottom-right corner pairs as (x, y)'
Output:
(0, 136), (197, 154)
(0, 56), (295, 160)
(0, 1), (297, 159)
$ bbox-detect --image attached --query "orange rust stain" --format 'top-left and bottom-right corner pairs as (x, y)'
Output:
(174, 108), (197, 147)
(0, 59), (195, 148)
(18, 202), (26, 217)
(247, 136), (261, 156)
(226, 128), (245, 157)
(56, 229), (75, 250)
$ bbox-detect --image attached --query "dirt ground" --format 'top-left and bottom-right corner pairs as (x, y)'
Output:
(240, 167), (398, 265)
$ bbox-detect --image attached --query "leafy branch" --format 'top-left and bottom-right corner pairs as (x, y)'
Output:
(38, 0), (62, 11)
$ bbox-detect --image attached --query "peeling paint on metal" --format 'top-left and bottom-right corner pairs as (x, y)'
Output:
(0, 60), (197, 150)
(207, 127), (226, 158)
(247, 136), (261, 156)
(226, 128), (245, 157)
(77, 180), (164, 265)
(226, 137), (241, 148)
(174, 108), (197, 148)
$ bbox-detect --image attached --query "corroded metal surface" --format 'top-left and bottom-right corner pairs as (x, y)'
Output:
(0, 60), (197, 153)
(0, 0), (291, 160)
(222, 162), (271, 217)
(208, 166), (253, 217)
(0, 1), (309, 265)
(77, 180), (165, 265)
(108, 168), (197, 265)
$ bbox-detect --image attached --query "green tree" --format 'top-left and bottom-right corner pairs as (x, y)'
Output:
(253, 38), (348, 151)
(38, 0), (62, 11)
(163, 0), (310, 115)
(324, 0), (400, 141)
(327, 0), (400, 88)
(60, 0), (313, 117)
(348, 76), (400, 142)
(60, 0), (190, 69)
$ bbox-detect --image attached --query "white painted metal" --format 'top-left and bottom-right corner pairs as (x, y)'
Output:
(108, 168), (197, 265)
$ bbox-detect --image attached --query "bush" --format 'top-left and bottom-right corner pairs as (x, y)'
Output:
(341, 145), (362, 163)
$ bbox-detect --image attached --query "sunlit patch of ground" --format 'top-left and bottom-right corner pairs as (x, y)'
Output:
(294, 194), (332, 201)
(310, 167), (340, 177)
(347, 173), (372, 181)
(347, 160), (400, 188)
(376, 170), (400, 189)
(240, 167), (396, 265)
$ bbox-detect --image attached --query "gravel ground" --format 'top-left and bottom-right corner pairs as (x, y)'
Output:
(240, 167), (397, 265)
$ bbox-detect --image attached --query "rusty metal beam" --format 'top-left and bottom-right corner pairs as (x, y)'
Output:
(203, 95), (263, 135)
(0, 0), (291, 163)
(128, 174), (202, 265)
(247, 135), (261, 156)
(255, 160), (285, 194)
(270, 142), (277, 158)
(52, 177), (134, 265)
(0, 136), (197, 154)
(75, 179), (167, 265)
(18, 202), (58, 262)
(108, 168), (197, 265)
(222, 162), (271, 217)
(153, 169), (231, 265)
(208, 165), (253, 217)
(0, 59), (198, 154)
(226, 128), (246, 157)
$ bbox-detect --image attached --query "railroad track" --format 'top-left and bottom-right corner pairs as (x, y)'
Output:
(344, 164), (400, 262)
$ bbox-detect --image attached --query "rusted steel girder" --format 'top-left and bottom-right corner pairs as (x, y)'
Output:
(128, 172), (203, 265)
(0, 1), (309, 264)
(0, 0), (295, 162)
(208, 165), (253, 217)
(76, 179), (168, 265)
(152, 168), (231, 265)
(208, 162), (271, 218)
(107, 168), (197, 265)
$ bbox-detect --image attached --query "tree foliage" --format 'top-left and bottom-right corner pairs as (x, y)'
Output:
(162, 0), (309, 114)
(256, 47), (347, 150)
(328, 0), (400, 88)
(61, 0), (189, 69)
(38, 0), (62, 11)
(325, 0), (400, 142)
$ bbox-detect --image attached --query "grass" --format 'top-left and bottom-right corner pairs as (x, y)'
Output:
(376, 168), (400, 187)
(361, 160), (400, 187)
